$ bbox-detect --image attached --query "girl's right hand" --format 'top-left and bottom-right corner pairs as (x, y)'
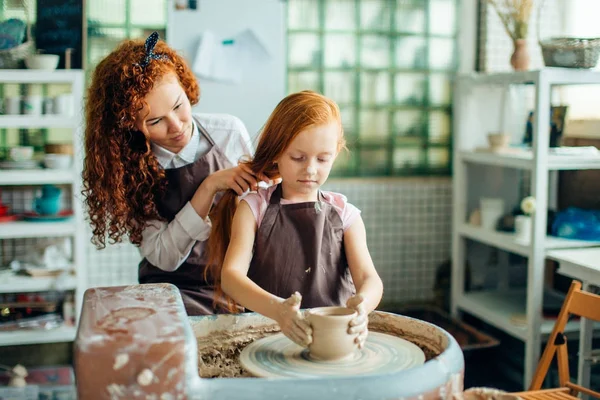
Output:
(277, 292), (312, 347)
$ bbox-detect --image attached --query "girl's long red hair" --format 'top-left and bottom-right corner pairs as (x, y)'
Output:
(206, 90), (345, 311)
(82, 38), (199, 248)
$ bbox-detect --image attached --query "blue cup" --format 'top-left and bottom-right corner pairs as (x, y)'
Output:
(33, 185), (61, 215)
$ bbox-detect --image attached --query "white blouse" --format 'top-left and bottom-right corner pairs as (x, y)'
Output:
(138, 113), (253, 271)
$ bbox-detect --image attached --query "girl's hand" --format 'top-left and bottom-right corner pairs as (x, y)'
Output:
(276, 292), (312, 347)
(204, 164), (270, 196)
(346, 294), (368, 348)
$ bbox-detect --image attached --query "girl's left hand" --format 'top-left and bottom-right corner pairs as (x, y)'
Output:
(346, 294), (368, 348)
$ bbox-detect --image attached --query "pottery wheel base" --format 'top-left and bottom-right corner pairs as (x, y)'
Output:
(239, 331), (425, 378)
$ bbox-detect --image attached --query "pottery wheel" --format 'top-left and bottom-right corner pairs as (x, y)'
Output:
(239, 331), (425, 378)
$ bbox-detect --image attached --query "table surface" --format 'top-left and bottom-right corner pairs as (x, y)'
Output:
(547, 248), (600, 273)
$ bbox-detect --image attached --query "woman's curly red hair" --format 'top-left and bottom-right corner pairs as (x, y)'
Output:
(82, 38), (199, 249)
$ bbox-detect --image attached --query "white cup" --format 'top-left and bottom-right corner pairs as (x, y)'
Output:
(23, 94), (43, 115)
(43, 97), (54, 114)
(54, 94), (73, 116)
(4, 96), (21, 114)
(514, 215), (532, 243)
(480, 198), (504, 231)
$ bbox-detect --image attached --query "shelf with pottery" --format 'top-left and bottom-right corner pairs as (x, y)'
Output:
(0, 272), (77, 294)
(0, 169), (76, 185)
(454, 289), (600, 342)
(458, 224), (600, 258)
(458, 147), (600, 170)
(0, 69), (86, 347)
(457, 67), (600, 87)
(0, 69), (83, 84)
(0, 220), (76, 239)
(451, 67), (600, 389)
(0, 325), (77, 347)
(0, 115), (78, 128)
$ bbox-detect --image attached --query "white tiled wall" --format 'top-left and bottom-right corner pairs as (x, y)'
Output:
(85, 177), (453, 304)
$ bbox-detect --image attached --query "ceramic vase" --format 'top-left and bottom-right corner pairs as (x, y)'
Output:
(514, 215), (532, 243)
(480, 198), (504, 231)
(510, 39), (530, 71)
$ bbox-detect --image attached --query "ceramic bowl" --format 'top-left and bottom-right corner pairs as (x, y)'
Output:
(306, 306), (358, 361)
(25, 54), (60, 70)
(9, 146), (34, 162)
(43, 154), (72, 169)
(487, 133), (510, 149)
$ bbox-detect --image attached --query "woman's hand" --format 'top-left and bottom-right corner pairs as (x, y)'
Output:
(203, 164), (270, 196)
(276, 292), (312, 347)
(346, 294), (368, 348)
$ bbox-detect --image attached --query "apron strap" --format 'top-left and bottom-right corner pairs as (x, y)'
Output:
(193, 116), (217, 147)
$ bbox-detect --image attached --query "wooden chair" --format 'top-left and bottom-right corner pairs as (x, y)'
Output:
(513, 280), (600, 400)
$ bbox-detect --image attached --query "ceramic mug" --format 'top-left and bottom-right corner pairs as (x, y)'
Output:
(23, 94), (43, 115)
(33, 185), (62, 215)
(306, 306), (358, 361)
(33, 196), (60, 215)
(4, 96), (21, 114)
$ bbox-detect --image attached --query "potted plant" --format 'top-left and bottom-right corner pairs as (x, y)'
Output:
(487, 0), (535, 70)
(515, 196), (535, 242)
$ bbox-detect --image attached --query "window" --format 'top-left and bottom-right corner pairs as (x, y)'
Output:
(287, 0), (459, 177)
(87, 0), (167, 71)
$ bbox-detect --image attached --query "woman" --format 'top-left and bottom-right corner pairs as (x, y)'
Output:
(82, 32), (268, 315)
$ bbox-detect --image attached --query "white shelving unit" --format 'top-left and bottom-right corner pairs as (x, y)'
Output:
(0, 69), (86, 347)
(451, 68), (600, 389)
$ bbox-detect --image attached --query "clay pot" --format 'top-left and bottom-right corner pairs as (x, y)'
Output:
(510, 39), (530, 71)
(306, 306), (357, 361)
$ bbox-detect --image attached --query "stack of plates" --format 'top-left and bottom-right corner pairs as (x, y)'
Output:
(0, 160), (40, 169)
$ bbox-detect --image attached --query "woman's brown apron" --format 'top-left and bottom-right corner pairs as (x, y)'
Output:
(138, 117), (233, 315)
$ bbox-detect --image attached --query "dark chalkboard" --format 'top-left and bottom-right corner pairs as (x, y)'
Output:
(34, 0), (85, 69)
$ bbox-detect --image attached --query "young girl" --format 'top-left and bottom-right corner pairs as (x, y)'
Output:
(207, 90), (384, 347)
(82, 32), (268, 315)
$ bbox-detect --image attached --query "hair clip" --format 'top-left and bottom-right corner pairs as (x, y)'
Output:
(134, 31), (168, 68)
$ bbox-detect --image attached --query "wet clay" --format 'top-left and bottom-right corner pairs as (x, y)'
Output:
(196, 324), (280, 378)
(195, 323), (438, 378)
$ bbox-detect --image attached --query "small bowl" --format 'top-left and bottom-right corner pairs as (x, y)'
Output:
(43, 154), (72, 169)
(25, 54), (60, 70)
(9, 146), (34, 162)
(487, 133), (510, 149)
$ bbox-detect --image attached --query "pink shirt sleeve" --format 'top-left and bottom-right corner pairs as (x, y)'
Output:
(321, 191), (361, 232)
(240, 186), (275, 226)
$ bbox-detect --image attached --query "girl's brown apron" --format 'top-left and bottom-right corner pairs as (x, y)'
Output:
(138, 117), (233, 315)
(247, 185), (355, 308)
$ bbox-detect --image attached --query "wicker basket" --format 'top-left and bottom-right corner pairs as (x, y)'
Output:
(540, 37), (600, 69)
(0, 0), (34, 69)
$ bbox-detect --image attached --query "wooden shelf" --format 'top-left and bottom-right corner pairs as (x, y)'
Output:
(0, 273), (77, 294)
(456, 290), (597, 341)
(456, 68), (600, 86)
(0, 325), (76, 346)
(0, 220), (76, 239)
(459, 150), (600, 170)
(458, 224), (600, 257)
(0, 169), (76, 185)
(0, 115), (77, 128)
(0, 69), (84, 83)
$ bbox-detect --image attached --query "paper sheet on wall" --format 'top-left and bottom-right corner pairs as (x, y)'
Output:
(192, 29), (270, 84)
